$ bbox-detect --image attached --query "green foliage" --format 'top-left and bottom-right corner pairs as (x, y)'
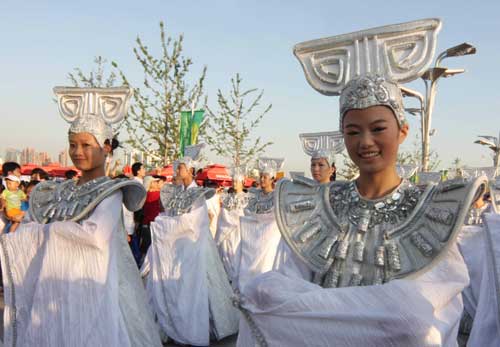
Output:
(113, 21), (207, 166)
(67, 56), (117, 88)
(204, 73), (272, 169)
(338, 152), (359, 180)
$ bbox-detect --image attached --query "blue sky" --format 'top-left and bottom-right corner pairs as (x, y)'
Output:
(1, 0), (499, 173)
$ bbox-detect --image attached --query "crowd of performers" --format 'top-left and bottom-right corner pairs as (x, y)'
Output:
(0, 18), (500, 347)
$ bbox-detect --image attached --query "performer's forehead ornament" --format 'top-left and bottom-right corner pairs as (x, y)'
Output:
(53, 87), (132, 147)
(293, 18), (442, 131)
(258, 157), (285, 178)
(299, 131), (344, 164)
(175, 143), (205, 171)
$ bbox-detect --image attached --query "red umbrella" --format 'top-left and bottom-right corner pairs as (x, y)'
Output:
(196, 164), (232, 187)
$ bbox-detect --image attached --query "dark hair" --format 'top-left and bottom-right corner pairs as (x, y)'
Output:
(153, 175), (166, 181)
(31, 168), (49, 180)
(330, 162), (337, 182)
(64, 169), (78, 180)
(2, 162), (21, 177)
(132, 162), (143, 176)
(104, 138), (120, 153)
(113, 174), (129, 179)
(27, 180), (40, 190)
(204, 179), (218, 188)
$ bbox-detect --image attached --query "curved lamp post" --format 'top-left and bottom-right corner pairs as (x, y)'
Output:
(474, 133), (500, 177)
(403, 43), (476, 172)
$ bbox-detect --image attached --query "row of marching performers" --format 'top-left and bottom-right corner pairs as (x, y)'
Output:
(3, 19), (500, 347)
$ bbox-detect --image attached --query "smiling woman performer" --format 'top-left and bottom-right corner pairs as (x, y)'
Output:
(0, 87), (161, 347)
(236, 19), (499, 347)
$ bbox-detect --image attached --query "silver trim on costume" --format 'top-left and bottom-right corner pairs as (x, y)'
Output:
(160, 184), (215, 216)
(274, 176), (487, 287)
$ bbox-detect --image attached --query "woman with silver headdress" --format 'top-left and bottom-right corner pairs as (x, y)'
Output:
(236, 19), (500, 347)
(142, 144), (238, 346)
(214, 167), (249, 284)
(0, 87), (162, 347)
(234, 157), (285, 291)
(299, 131), (343, 184)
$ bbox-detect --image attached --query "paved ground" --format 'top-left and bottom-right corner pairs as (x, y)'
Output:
(0, 293), (236, 346)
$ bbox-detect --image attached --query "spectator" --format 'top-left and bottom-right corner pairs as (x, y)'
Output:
(2, 162), (21, 179)
(329, 162), (337, 182)
(1, 175), (27, 232)
(64, 169), (78, 181)
(139, 176), (162, 255)
(31, 168), (49, 181)
(132, 162), (146, 184)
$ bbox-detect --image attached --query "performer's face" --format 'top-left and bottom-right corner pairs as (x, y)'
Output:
(342, 106), (408, 176)
(260, 173), (273, 190)
(176, 163), (191, 180)
(68, 132), (108, 172)
(310, 158), (332, 183)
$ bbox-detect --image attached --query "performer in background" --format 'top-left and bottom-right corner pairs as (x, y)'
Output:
(235, 157), (284, 291)
(236, 19), (500, 347)
(0, 87), (161, 347)
(142, 144), (238, 346)
(299, 131), (344, 184)
(215, 167), (249, 285)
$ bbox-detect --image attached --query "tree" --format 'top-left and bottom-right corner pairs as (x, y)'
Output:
(338, 153), (359, 180)
(113, 21), (207, 166)
(397, 136), (441, 171)
(67, 56), (117, 88)
(204, 73), (272, 169)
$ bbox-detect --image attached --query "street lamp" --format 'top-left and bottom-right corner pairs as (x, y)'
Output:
(474, 132), (500, 177)
(417, 42), (476, 172)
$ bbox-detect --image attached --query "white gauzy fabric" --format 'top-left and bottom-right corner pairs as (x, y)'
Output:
(458, 215), (500, 347)
(0, 191), (162, 347)
(272, 239), (313, 282)
(206, 194), (221, 238)
(146, 200), (238, 345)
(215, 206), (244, 283)
(236, 212), (282, 292)
(236, 243), (469, 347)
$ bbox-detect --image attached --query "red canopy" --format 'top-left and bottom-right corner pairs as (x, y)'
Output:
(196, 164), (232, 186)
(148, 165), (174, 182)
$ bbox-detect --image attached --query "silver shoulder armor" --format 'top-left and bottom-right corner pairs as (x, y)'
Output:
(275, 175), (487, 286)
(29, 177), (146, 224)
(160, 185), (215, 216)
(244, 188), (274, 215)
(221, 192), (249, 211)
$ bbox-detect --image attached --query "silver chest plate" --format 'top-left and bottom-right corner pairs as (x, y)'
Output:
(160, 185), (215, 216)
(275, 175), (486, 288)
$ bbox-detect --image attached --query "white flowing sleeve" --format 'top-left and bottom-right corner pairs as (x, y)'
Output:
(0, 191), (128, 347)
(457, 214), (500, 347)
(237, 243), (469, 347)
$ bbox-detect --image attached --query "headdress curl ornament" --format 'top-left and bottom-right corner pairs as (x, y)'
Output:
(174, 143), (205, 171)
(53, 86), (132, 147)
(293, 18), (441, 130)
(258, 157), (285, 178)
(299, 131), (344, 164)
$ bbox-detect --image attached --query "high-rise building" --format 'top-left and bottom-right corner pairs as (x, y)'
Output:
(5, 148), (21, 163)
(58, 150), (68, 167)
(20, 147), (36, 164)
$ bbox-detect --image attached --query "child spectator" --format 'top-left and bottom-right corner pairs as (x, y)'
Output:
(31, 168), (49, 181)
(1, 175), (27, 232)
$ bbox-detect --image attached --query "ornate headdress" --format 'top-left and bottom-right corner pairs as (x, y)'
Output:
(293, 18), (442, 130)
(231, 166), (246, 182)
(175, 143), (205, 171)
(258, 157), (285, 178)
(53, 87), (132, 147)
(299, 131), (344, 164)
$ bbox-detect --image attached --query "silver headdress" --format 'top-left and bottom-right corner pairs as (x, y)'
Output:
(299, 131), (344, 164)
(175, 143), (205, 171)
(258, 157), (285, 178)
(293, 18), (441, 130)
(231, 166), (246, 182)
(53, 87), (132, 147)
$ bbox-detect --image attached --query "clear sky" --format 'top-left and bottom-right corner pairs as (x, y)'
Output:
(1, 0), (499, 173)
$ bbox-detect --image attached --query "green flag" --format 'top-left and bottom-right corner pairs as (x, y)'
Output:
(179, 110), (205, 156)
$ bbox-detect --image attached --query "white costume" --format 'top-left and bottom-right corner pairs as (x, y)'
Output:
(215, 191), (248, 283)
(0, 87), (161, 347)
(236, 19), (500, 347)
(234, 158), (284, 291)
(144, 146), (239, 346)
